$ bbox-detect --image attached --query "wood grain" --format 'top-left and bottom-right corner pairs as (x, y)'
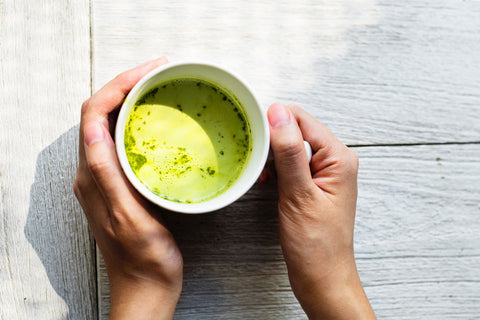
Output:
(1, 0), (478, 319)
(355, 144), (480, 319)
(92, 0), (480, 145)
(97, 144), (480, 319)
(91, 1), (480, 318)
(0, 1), (95, 319)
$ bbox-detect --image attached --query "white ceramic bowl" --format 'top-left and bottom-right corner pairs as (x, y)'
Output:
(115, 61), (270, 214)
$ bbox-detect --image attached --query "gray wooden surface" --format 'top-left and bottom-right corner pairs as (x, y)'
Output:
(1, 0), (479, 319)
(0, 1), (96, 319)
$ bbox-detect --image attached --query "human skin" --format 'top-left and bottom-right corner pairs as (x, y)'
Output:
(74, 57), (375, 319)
(74, 57), (183, 320)
(267, 102), (376, 319)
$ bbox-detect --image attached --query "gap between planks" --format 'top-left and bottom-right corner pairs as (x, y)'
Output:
(88, 0), (100, 318)
(349, 141), (480, 148)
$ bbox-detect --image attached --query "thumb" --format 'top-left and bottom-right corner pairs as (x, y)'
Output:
(267, 103), (313, 194)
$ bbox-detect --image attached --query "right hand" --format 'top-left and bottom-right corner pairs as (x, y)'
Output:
(267, 103), (376, 319)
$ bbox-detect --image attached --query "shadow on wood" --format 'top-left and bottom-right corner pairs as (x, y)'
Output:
(160, 184), (302, 319)
(24, 126), (97, 320)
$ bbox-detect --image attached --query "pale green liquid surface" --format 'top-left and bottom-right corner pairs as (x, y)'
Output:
(125, 79), (252, 203)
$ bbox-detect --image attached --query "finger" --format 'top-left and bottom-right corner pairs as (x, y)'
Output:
(287, 105), (357, 190)
(267, 103), (313, 194)
(83, 120), (138, 211)
(286, 104), (344, 153)
(87, 57), (168, 120)
(78, 57), (168, 170)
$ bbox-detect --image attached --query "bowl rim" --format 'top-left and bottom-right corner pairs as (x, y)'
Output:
(114, 61), (270, 214)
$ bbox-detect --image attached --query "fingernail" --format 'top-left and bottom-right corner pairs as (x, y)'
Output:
(84, 122), (105, 146)
(268, 103), (291, 128)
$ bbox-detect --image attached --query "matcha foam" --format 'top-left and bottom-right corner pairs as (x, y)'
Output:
(124, 78), (252, 203)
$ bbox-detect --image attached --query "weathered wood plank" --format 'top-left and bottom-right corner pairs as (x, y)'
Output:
(92, 0), (480, 145)
(0, 1), (95, 319)
(355, 145), (480, 319)
(97, 144), (480, 319)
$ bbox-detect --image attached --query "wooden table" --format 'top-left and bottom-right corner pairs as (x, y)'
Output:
(2, 1), (479, 319)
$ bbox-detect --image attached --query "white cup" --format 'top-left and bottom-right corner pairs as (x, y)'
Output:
(115, 61), (270, 214)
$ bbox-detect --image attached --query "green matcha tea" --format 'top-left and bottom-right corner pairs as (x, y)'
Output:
(124, 78), (252, 203)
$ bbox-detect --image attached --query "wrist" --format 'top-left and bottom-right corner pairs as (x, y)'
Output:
(109, 276), (181, 320)
(289, 260), (375, 320)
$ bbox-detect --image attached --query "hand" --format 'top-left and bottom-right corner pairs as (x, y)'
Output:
(267, 103), (375, 319)
(74, 57), (183, 320)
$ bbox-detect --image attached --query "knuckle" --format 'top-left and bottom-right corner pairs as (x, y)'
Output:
(73, 175), (87, 199)
(100, 223), (117, 240)
(286, 104), (302, 113)
(336, 147), (359, 176)
(347, 148), (359, 170)
(275, 139), (305, 161)
(87, 158), (112, 178)
(73, 179), (81, 199)
(110, 207), (131, 227)
(109, 202), (141, 230)
(81, 99), (90, 116)
(114, 72), (128, 84)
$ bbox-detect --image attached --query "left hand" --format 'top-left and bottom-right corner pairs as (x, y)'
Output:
(74, 57), (183, 320)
